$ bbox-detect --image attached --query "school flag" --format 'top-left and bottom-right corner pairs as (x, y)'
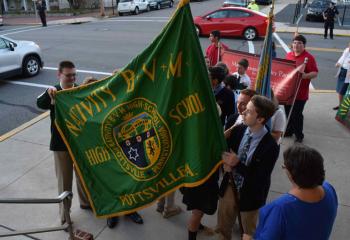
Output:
(254, 2), (275, 99)
(54, 0), (226, 218)
(336, 85), (350, 130)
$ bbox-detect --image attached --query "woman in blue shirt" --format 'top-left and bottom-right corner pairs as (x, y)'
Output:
(246, 144), (338, 240)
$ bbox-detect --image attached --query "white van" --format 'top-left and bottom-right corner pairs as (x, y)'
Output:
(117, 0), (150, 15)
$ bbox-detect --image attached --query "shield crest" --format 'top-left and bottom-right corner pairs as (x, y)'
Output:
(114, 113), (160, 169)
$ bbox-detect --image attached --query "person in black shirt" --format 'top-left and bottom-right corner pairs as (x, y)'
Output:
(35, 0), (47, 27)
(209, 66), (235, 126)
(323, 2), (339, 39)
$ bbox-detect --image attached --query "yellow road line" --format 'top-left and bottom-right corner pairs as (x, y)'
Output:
(310, 90), (336, 93)
(0, 111), (49, 142)
(276, 44), (343, 53)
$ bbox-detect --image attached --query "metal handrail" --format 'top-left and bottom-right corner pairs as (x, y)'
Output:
(0, 191), (72, 204)
(0, 191), (74, 239)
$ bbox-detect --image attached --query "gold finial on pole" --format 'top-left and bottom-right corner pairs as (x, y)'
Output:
(178, 0), (190, 8)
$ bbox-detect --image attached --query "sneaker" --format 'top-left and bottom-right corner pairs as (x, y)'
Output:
(333, 106), (339, 110)
(156, 205), (164, 213)
(107, 217), (119, 229)
(284, 132), (293, 137)
(162, 206), (181, 218)
(126, 212), (144, 224)
(80, 205), (92, 210)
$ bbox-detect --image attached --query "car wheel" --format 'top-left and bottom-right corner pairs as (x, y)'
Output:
(169, 1), (173, 8)
(146, 5), (150, 11)
(134, 7), (139, 15)
(244, 27), (257, 40)
(157, 3), (161, 10)
(23, 55), (40, 77)
(195, 25), (200, 36)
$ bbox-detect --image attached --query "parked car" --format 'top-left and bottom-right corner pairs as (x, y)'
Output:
(222, 0), (247, 7)
(0, 14), (3, 26)
(149, 0), (174, 9)
(0, 36), (43, 78)
(118, 0), (150, 16)
(194, 7), (269, 40)
(306, 0), (333, 21)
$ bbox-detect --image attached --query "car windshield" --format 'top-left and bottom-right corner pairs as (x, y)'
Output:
(0, 39), (8, 49)
(225, 0), (246, 4)
(310, 1), (330, 8)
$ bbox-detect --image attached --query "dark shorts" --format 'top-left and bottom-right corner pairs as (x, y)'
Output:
(336, 67), (347, 93)
(340, 83), (349, 96)
(182, 171), (219, 215)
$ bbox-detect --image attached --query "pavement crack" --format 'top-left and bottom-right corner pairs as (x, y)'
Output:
(94, 225), (108, 239)
(11, 138), (49, 147)
(0, 153), (51, 192)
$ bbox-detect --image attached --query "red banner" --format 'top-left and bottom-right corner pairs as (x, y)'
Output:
(221, 49), (299, 105)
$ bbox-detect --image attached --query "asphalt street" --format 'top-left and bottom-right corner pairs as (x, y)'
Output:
(0, 0), (347, 136)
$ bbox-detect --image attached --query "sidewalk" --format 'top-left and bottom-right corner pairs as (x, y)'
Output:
(2, 4), (350, 37)
(2, 11), (104, 26)
(0, 92), (349, 239)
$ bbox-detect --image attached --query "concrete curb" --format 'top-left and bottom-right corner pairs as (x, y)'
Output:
(47, 17), (97, 25)
(0, 111), (49, 142)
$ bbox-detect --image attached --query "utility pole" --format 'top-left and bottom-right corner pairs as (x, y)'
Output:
(100, 0), (105, 16)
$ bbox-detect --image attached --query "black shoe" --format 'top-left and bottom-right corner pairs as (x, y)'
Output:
(333, 106), (339, 110)
(126, 212), (143, 224)
(80, 205), (92, 210)
(284, 132), (293, 137)
(107, 217), (119, 228)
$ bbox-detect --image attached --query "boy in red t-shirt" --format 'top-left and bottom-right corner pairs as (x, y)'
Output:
(205, 30), (229, 67)
(285, 35), (318, 143)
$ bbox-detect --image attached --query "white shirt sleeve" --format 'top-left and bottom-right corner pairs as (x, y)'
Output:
(271, 107), (286, 132)
(240, 74), (251, 88)
(337, 48), (350, 69)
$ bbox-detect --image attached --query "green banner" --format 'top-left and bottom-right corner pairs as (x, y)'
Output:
(336, 84), (350, 130)
(55, 0), (226, 218)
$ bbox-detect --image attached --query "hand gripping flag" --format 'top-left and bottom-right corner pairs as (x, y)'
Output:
(54, 0), (226, 218)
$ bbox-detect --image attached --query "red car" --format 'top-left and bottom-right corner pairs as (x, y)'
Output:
(194, 7), (269, 40)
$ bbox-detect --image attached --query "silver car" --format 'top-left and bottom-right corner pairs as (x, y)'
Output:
(0, 36), (44, 78)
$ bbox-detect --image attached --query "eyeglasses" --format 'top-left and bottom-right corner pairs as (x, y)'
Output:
(292, 41), (304, 45)
(62, 73), (77, 78)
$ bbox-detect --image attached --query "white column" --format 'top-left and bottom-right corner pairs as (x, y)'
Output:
(23, 0), (28, 11)
(45, 0), (50, 11)
(3, 0), (8, 12)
